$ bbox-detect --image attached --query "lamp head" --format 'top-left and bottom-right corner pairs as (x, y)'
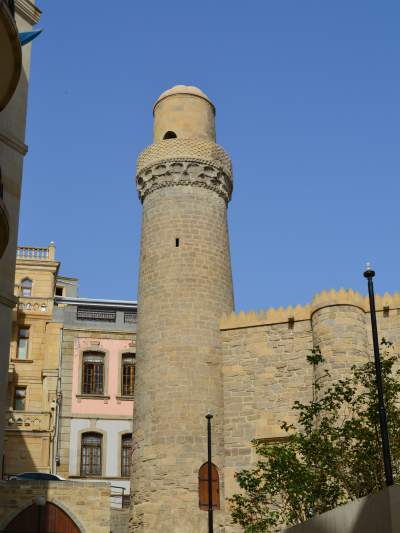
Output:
(363, 261), (375, 279)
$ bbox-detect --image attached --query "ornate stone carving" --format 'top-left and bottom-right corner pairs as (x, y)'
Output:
(136, 159), (233, 203)
(136, 138), (233, 202)
(6, 410), (51, 431)
(136, 138), (232, 176)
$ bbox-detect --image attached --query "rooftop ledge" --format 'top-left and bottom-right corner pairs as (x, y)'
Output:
(55, 296), (137, 309)
(17, 243), (56, 261)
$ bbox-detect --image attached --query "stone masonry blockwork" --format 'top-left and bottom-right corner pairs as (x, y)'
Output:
(129, 86), (400, 533)
(131, 86), (234, 533)
(131, 185), (234, 533)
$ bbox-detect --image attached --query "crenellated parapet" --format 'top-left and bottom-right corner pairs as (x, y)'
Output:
(220, 288), (400, 330)
(311, 288), (400, 314)
(220, 304), (311, 329)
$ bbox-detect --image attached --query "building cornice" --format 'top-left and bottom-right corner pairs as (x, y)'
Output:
(67, 414), (134, 421)
(62, 327), (136, 337)
(56, 296), (137, 309)
(16, 260), (59, 270)
(15, 0), (41, 26)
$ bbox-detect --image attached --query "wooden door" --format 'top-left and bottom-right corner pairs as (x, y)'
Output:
(5, 502), (80, 533)
(199, 462), (220, 510)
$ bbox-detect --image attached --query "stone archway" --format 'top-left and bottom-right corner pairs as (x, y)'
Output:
(5, 502), (80, 533)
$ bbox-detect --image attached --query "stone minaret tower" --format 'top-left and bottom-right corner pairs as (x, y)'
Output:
(131, 86), (234, 532)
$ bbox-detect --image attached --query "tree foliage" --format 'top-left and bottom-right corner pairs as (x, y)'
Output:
(229, 340), (400, 532)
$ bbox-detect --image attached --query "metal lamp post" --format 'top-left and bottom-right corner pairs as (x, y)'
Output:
(206, 413), (214, 533)
(363, 263), (394, 486)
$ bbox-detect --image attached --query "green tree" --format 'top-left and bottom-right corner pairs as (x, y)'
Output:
(229, 340), (400, 532)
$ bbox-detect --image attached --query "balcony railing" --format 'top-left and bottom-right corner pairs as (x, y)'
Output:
(77, 307), (116, 322)
(6, 410), (52, 432)
(17, 243), (56, 261)
(124, 311), (137, 324)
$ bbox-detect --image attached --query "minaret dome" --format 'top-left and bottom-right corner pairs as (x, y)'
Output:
(153, 84), (216, 143)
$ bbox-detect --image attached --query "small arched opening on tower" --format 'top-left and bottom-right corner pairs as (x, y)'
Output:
(163, 131), (177, 140)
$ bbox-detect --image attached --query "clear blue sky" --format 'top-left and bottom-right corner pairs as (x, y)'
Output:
(20, 1), (400, 311)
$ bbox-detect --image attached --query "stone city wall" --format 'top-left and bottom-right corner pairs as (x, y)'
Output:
(220, 289), (400, 531)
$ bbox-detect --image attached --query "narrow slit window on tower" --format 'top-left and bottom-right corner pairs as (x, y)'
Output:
(163, 131), (177, 140)
(175, 238), (180, 247)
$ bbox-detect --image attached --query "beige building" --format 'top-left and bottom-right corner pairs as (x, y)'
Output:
(2, 245), (136, 531)
(0, 0), (42, 474)
(130, 85), (400, 533)
(4, 243), (62, 476)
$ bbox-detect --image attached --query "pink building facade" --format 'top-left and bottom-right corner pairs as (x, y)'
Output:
(55, 293), (136, 505)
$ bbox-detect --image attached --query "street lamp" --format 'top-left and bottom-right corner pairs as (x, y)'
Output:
(363, 263), (394, 486)
(206, 413), (214, 533)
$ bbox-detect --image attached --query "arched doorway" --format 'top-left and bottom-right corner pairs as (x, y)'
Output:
(198, 462), (220, 510)
(5, 502), (80, 533)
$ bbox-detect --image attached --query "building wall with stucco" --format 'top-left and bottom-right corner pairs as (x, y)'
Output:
(57, 306), (136, 507)
(4, 243), (61, 476)
(0, 0), (42, 476)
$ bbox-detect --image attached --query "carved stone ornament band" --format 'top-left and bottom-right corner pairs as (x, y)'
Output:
(136, 159), (233, 203)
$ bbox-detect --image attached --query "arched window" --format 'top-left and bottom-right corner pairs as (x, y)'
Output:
(82, 352), (104, 395)
(81, 432), (102, 476)
(198, 462), (220, 510)
(121, 353), (135, 397)
(20, 278), (32, 297)
(163, 130), (177, 140)
(121, 433), (132, 477)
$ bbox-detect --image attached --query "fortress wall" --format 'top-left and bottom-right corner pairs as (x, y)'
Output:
(221, 289), (400, 515)
(221, 319), (314, 502)
(376, 309), (400, 347)
(311, 304), (369, 386)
